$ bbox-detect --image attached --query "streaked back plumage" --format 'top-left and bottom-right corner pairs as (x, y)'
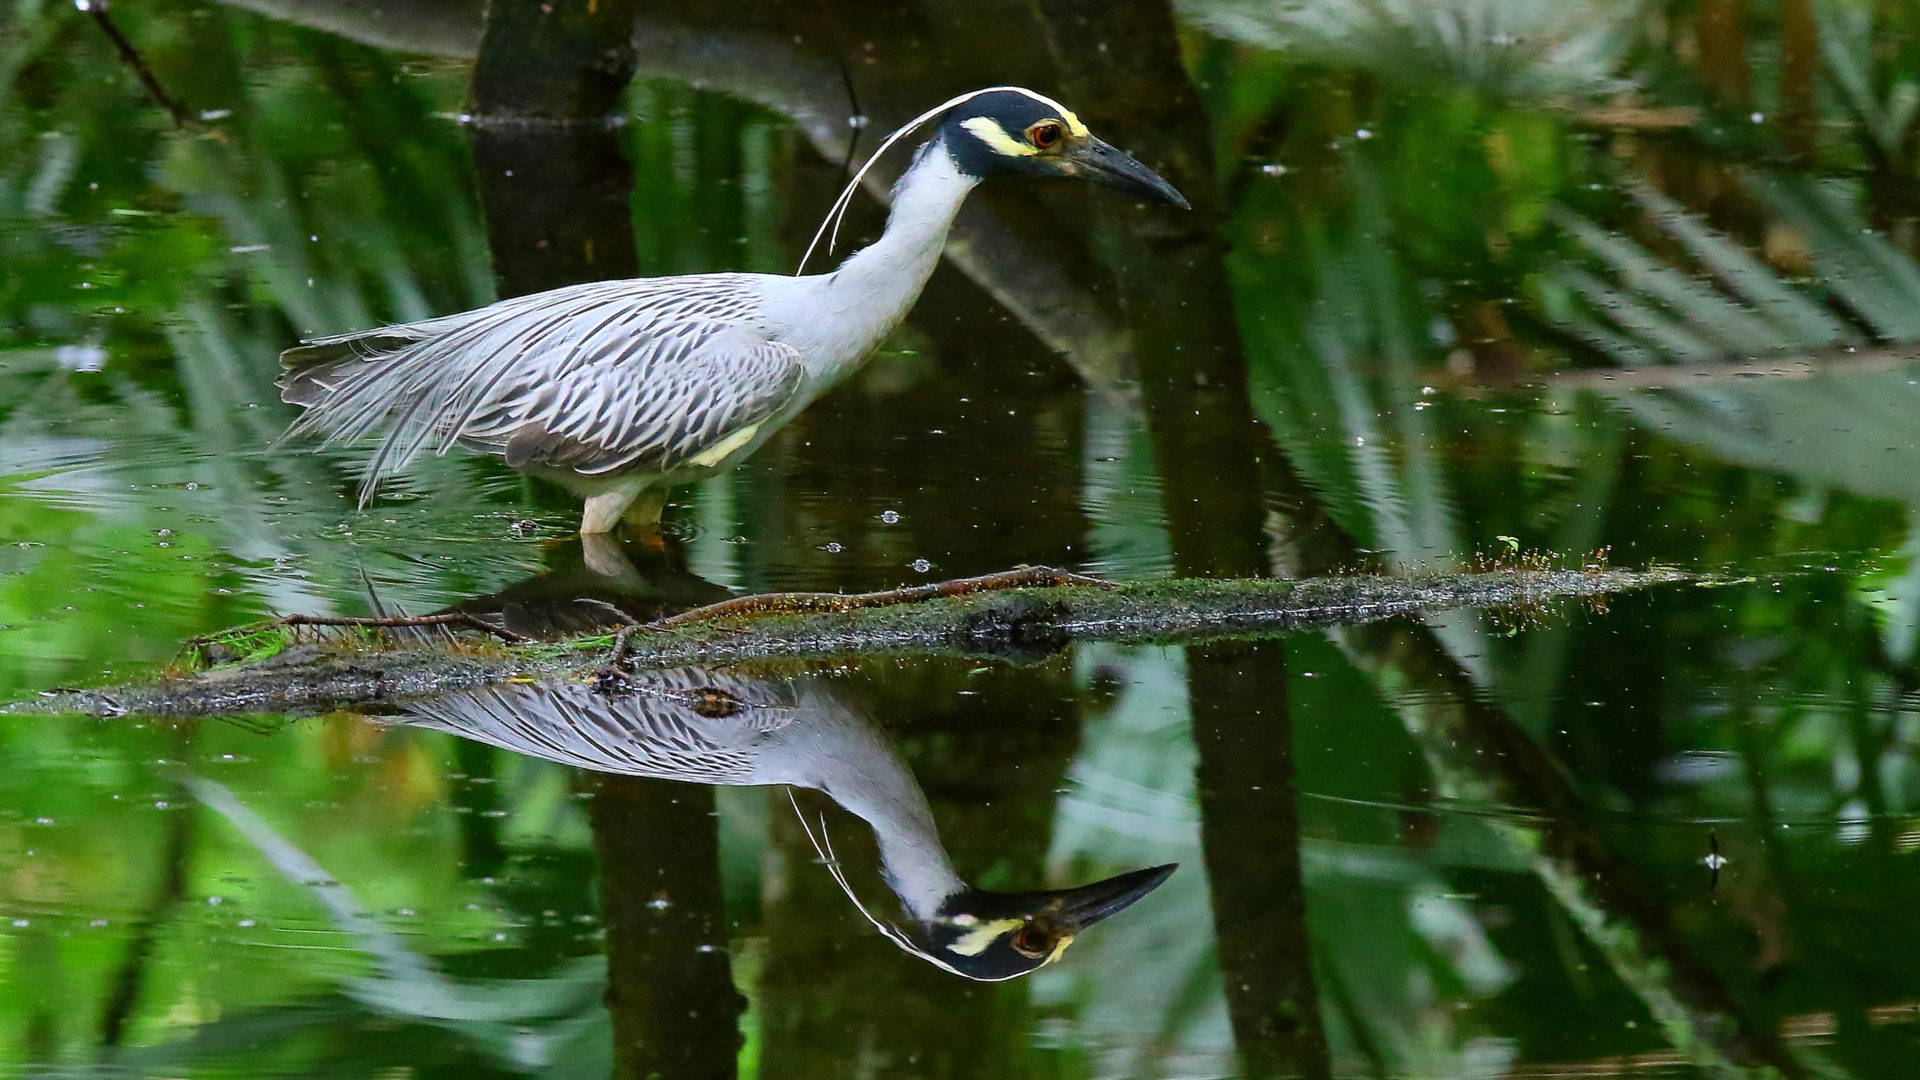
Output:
(279, 275), (803, 505)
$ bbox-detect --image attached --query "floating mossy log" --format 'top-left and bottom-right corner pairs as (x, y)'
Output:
(11, 564), (1689, 719)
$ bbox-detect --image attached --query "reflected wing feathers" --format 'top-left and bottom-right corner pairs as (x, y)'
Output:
(398, 672), (797, 783)
(278, 276), (804, 501)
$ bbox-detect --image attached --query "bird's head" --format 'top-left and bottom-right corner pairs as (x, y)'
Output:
(904, 863), (1178, 981)
(936, 88), (1190, 209)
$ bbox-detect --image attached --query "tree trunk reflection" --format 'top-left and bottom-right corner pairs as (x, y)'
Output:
(591, 776), (743, 1080)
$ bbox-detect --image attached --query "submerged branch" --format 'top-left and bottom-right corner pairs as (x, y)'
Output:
(11, 564), (1689, 719)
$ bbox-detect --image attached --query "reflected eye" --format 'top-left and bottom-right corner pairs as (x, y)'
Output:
(1011, 925), (1052, 958)
(1027, 121), (1064, 149)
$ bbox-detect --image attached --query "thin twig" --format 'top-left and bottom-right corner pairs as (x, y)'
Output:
(80, 1), (194, 129)
(277, 612), (534, 643)
(645, 565), (1117, 633)
(1548, 347), (1915, 391)
(805, 0), (864, 185)
(580, 605), (644, 689)
(45, 687), (127, 716)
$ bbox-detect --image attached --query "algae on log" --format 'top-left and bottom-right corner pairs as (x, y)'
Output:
(10, 566), (1688, 719)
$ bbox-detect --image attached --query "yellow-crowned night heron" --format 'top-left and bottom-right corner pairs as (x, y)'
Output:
(399, 670), (1175, 980)
(277, 87), (1188, 534)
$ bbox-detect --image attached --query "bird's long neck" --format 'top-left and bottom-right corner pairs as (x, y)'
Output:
(782, 138), (978, 376)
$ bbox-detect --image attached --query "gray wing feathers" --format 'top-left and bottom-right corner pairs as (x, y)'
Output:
(278, 277), (803, 502)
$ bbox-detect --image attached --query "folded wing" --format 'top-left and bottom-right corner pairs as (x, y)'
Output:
(279, 277), (804, 504)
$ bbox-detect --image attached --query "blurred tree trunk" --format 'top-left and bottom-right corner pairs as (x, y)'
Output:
(592, 776), (744, 1080)
(1778, 0), (1817, 163)
(1036, 0), (1268, 579)
(1190, 641), (1332, 1080)
(468, 0), (642, 296)
(1037, 6), (1325, 1076)
(1695, 0), (1752, 111)
(466, 13), (743, 1077)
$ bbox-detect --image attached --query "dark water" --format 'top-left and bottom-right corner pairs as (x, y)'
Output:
(6, 1), (1920, 1077)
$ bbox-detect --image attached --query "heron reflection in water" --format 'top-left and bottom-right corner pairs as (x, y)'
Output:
(395, 670), (1173, 981)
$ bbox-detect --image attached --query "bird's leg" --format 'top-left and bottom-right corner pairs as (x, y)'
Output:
(615, 488), (673, 555)
(580, 488), (639, 535)
(580, 531), (640, 578)
(623, 487), (668, 526)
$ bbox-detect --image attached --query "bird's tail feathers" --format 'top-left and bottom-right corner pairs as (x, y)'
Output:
(275, 286), (646, 507)
(275, 314), (501, 505)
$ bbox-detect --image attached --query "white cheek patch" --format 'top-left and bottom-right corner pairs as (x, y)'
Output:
(947, 917), (1024, 956)
(959, 116), (1039, 158)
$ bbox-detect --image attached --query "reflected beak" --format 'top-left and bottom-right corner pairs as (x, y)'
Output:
(1065, 137), (1191, 209)
(1051, 863), (1178, 932)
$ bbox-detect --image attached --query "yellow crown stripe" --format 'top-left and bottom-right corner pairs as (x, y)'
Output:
(959, 116), (1039, 157)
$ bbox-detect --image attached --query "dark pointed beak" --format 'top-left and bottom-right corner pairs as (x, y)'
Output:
(1052, 863), (1178, 932)
(1065, 137), (1191, 209)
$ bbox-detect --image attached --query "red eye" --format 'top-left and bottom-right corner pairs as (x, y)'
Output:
(1013, 926), (1051, 957)
(1027, 122), (1063, 149)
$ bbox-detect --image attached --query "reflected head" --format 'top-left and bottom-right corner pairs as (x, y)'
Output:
(914, 863), (1177, 981)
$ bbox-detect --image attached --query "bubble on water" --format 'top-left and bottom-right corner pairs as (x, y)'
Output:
(912, 558), (932, 573)
(820, 542), (843, 553)
(880, 510), (901, 524)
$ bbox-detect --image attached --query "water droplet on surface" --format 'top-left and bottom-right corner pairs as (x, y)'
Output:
(880, 510), (900, 524)
(912, 558), (932, 573)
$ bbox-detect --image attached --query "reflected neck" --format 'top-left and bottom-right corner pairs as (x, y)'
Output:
(817, 729), (966, 922)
